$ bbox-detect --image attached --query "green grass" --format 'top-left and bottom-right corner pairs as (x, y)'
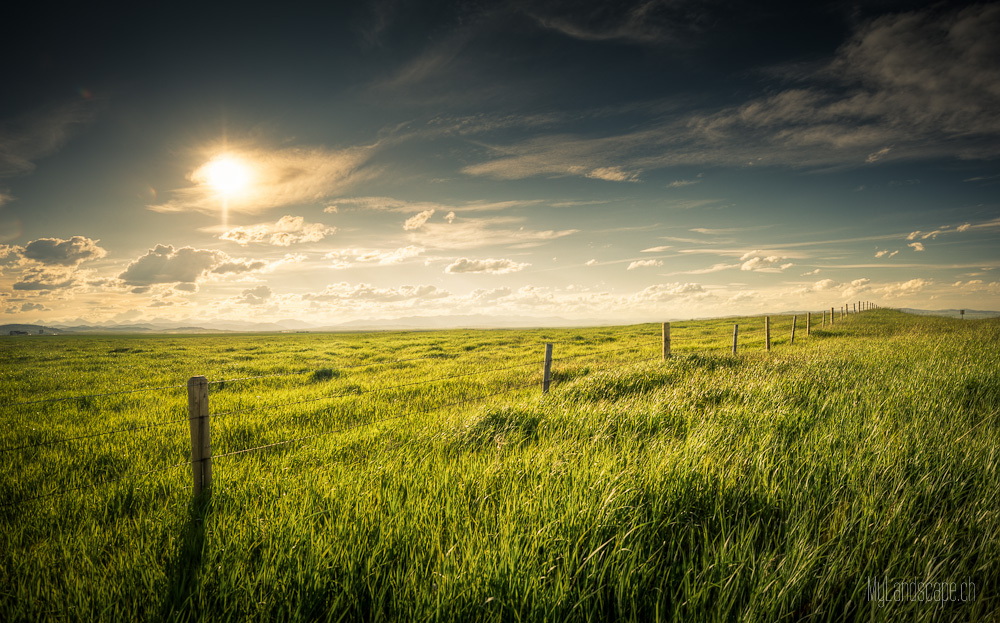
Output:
(0, 310), (997, 621)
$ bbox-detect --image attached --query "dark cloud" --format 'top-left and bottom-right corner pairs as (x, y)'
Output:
(118, 245), (222, 286)
(21, 236), (107, 266)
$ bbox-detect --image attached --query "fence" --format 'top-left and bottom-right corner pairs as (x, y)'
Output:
(1, 301), (885, 508)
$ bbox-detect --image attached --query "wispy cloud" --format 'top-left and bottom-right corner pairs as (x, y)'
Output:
(458, 4), (1000, 179)
(220, 216), (336, 246)
(0, 100), (101, 178)
(444, 257), (530, 274)
(150, 144), (379, 214)
(626, 259), (663, 270)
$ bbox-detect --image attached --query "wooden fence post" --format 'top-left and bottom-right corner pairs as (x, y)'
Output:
(187, 375), (212, 497)
(807, 312), (811, 336)
(543, 343), (553, 394)
(765, 316), (771, 352)
(732, 324), (738, 355)
(831, 307), (835, 325)
(662, 322), (671, 360)
(791, 315), (797, 345)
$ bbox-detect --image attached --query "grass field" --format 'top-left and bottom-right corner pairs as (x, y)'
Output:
(1, 309), (997, 622)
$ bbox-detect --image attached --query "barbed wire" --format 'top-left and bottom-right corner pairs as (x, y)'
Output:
(0, 415), (189, 455)
(5, 382), (188, 408)
(211, 378), (542, 463)
(208, 356), (547, 420)
(0, 457), (193, 509)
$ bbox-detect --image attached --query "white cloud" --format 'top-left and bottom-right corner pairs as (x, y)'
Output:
(908, 242), (925, 252)
(220, 216), (336, 246)
(957, 223), (971, 232)
(627, 259), (663, 270)
(631, 283), (705, 303)
(585, 166), (641, 182)
(445, 211), (456, 223)
(150, 144), (378, 214)
(233, 285), (273, 305)
(813, 279), (837, 291)
(403, 209), (435, 230)
(801, 268), (820, 275)
(412, 216), (578, 250)
(303, 282), (450, 303)
(739, 251), (793, 272)
(874, 249), (899, 258)
(640, 245), (671, 253)
(444, 257), (530, 274)
(878, 278), (932, 298)
(866, 147), (892, 163)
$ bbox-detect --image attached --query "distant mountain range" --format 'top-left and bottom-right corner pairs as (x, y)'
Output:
(3, 308), (996, 336)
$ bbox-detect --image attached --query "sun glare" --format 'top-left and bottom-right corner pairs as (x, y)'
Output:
(198, 155), (252, 197)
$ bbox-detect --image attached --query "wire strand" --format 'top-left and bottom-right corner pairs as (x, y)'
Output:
(6, 383), (187, 408)
(0, 458), (193, 508)
(212, 379), (542, 462)
(208, 357), (546, 419)
(0, 415), (190, 455)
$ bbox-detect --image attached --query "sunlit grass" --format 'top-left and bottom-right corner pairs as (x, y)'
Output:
(1, 311), (997, 621)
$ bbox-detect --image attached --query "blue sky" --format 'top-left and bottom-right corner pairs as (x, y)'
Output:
(1, 0), (998, 325)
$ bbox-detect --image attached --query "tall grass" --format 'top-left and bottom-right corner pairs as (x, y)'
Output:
(0, 310), (997, 621)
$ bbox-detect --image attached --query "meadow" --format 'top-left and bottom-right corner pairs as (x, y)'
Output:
(0, 309), (997, 622)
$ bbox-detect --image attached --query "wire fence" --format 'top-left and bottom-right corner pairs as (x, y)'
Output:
(1, 304), (885, 509)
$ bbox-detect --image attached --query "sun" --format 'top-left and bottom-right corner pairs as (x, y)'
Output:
(197, 155), (252, 197)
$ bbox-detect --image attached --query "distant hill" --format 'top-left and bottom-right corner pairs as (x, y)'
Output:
(0, 324), (67, 335)
(898, 308), (1000, 319)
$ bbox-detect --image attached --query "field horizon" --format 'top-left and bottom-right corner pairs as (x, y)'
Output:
(1, 308), (997, 621)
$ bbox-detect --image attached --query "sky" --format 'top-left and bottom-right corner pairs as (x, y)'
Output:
(1, 0), (998, 326)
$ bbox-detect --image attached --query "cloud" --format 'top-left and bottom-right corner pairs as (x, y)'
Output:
(467, 287), (513, 302)
(908, 242), (925, 252)
(878, 278), (931, 298)
(445, 211), (456, 223)
(667, 179), (700, 187)
(19, 302), (49, 312)
(117, 244), (289, 287)
(460, 4), (1000, 178)
(303, 282), (450, 303)
(585, 259), (598, 266)
(640, 245), (671, 253)
(403, 209), (435, 230)
(630, 282), (705, 302)
(326, 246), (424, 268)
(233, 285), (273, 305)
(119, 245), (221, 286)
(801, 269), (820, 276)
(627, 259), (663, 270)
(444, 257), (530, 274)
(874, 249), (899, 258)
(411, 216), (578, 250)
(957, 223), (971, 232)
(585, 166), (641, 182)
(812, 279), (837, 291)
(739, 251), (793, 272)
(220, 216), (336, 246)
(20, 236), (107, 266)
(0, 100), (101, 178)
(12, 267), (81, 291)
(522, 0), (713, 45)
(149, 144), (378, 214)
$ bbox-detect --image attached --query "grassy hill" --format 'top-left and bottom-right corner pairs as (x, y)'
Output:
(0, 310), (997, 621)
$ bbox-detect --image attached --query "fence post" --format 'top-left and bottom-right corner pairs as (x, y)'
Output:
(543, 343), (553, 394)
(765, 316), (771, 352)
(187, 375), (212, 497)
(807, 312), (811, 336)
(732, 324), (738, 355)
(791, 315), (797, 345)
(831, 307), (834, 325)
(662, 322), (671, 360)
